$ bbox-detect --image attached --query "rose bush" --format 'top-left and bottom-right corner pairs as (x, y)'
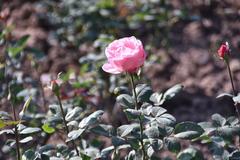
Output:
(102, 36), (146, 74)
(2, 24), (240, 159)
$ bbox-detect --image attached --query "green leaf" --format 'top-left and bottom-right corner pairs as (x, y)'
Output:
(20, 136), (33, 143)
(229, 150), (240, 160)
(124, 109), (142, 120)
(113, 86), (130, 95)
(100, 146), (114, 158)
(90, 124), (113, 137)
(155, 113), (176, 126)
(22, 149), (37, 160)
(150, 92), (164, 105)
(79, 110), (104, 128)
(135, 84), (153, 103)
(216, 93), (233, 99)
(27, 47), (45, 60)
(144, 126), (159, 138)
(116, 94), (134, 108)
(151, 107), (167, 117)
(147, 146), (155, 157)
(19, 127), (41, 135)
(209, 136), (225, 157)
(65, 107), (82, 121)
(118, 124), (139, 137)
(227, 116), (239, 126)
(39, 144), (55, 154)
(0, 129), (14, 135)
(80, 153), (91, 160)
(163, 84), (183, 101)
(165, 137), (181, 153)
(174, 122), (204, 140)
(0, 120), (21, 128)
(0, 120), (6, 129)
(19, 96), (32, 120)
(212, 114), (226, 127)
(68, 129), (85, 141)
(42, 123), (55, 134)
(177, 147), (204, 160)
(0, 111), (11, 120)
(147, 138), (163, 151)
(8, 35), (30, 58)
(112, 136), (126, 147)
(198, 122), (215, 135)
(218, 126), (240, 138)
(233, 94), (240, 103)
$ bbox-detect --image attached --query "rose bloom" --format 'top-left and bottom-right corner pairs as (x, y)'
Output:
(218, 42), (230, 59)
(102, 36), (146, 74)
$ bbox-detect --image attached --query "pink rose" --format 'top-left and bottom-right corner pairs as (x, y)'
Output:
(102, 36), (146, 74)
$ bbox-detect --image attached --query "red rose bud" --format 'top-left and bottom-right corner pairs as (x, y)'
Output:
(218, 42), (230, 59)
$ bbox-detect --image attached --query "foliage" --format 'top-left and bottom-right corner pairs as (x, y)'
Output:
(1, 1), (240, 159)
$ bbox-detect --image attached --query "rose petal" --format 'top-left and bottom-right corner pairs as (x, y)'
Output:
(102, 63), (122, 74)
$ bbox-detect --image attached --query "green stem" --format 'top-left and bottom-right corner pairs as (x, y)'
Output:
(56, 95), (80, 156)
(225, 61), (240, 120)
(129, 74), (147, 160)
(11, 104), (21, 160)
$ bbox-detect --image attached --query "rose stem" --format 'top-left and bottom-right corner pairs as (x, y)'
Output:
(225, 60), (240, 120)
(129, 74), (147, 160)
(56, 95), (80, 156)
(11, 103), (21, 160)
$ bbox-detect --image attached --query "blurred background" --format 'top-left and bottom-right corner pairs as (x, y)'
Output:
(1, 0), (240, 124)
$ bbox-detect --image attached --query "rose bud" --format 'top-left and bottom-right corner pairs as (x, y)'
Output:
(218, 42), (230, 60)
